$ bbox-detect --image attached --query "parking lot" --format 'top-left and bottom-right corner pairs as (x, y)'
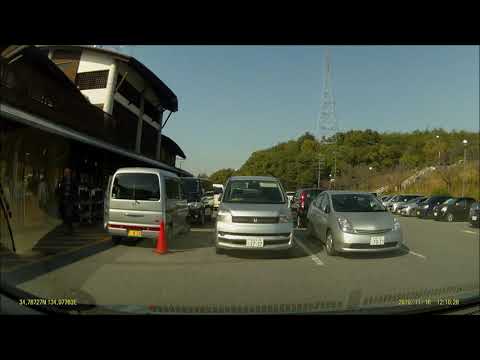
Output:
(13, 214), (479, 313)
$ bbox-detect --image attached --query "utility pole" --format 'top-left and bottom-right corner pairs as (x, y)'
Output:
(462, 139), (468, 197)
(316, 47), (339, 191)
(317, 154), (325, 189)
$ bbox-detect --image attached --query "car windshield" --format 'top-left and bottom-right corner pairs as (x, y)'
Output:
(1, 44), (479, 316)
(331, 194), (386, 212)
(223, 180), (285, 204)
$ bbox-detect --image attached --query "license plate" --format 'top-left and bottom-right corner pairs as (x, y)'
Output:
(370, 236), (385, 246)
(128, 230), (142, 237)
(246, 239), (264, 248)
(473, 216), (478, 221)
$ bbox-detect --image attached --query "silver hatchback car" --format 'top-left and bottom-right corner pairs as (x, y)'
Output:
(306, 191), (403, 255)
(215, 176), (295, 255)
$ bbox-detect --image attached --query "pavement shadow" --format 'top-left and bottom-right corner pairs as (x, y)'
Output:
(116, 223), (216, 252)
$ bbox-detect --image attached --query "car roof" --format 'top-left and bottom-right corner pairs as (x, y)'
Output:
(228, 176), (279, 181)
(323, 191), (376, 195)
(114, 167), (178, 178)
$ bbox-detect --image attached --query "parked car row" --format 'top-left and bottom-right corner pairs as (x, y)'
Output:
(103, 167), (477, 256)
(380, 193), (478, 226)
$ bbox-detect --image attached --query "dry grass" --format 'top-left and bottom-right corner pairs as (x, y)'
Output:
(399, 160), (479, 199)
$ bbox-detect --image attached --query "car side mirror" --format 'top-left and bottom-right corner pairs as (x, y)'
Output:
(325, 205), (331, 214)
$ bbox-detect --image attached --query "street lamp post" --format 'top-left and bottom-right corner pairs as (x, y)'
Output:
(436, 135), (441, 165)
(368, 166), (373, 191)
(462, 139), (468, 197)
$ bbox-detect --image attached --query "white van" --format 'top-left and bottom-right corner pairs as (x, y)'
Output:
(104, 167), (189, 246)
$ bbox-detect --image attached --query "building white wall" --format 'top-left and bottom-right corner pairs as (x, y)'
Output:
(77, 50), (113, 72)
(81, 89), (107, 105)
(75, 49), (161, 126)
(76, 50), (115, 106)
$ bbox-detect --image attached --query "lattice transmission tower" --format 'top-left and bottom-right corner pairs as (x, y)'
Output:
(316, 48), (339, 189)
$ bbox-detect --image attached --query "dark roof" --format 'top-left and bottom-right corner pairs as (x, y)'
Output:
(162, 134), (186, 159)
(1, 46), (90, 105)
(37, 45), (178, 112)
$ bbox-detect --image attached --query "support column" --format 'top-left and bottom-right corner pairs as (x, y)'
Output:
(103, 61), (118, 115)
(155, 109), (164, 161)
(135, 93), (145, 154)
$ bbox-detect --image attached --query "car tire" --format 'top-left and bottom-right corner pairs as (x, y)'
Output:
(325, 230), (337, 256)
(447, 213), (454, 222)
(215, 246), (224, 255)
(112, 236), (122, 245)
(200, 210), (206, 225)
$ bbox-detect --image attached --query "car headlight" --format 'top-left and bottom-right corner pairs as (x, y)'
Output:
(279, 213), (292, 223)
(423, 204), (429, 209)
(337, 216), (354, 233)
(216, 211), (232, 223)
(393, 217), (401, 231)
(441, 206), (447, 212)
(188, 202), (202, 209)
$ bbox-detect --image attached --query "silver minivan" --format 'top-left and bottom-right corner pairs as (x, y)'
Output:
(105, 167), (189, 246)
(215, 176), (295, 255)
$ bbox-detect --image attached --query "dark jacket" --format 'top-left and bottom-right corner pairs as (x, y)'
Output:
(56, 177), (79, 219)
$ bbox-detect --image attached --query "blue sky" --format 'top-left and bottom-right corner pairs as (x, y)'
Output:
(126, 46), (479, 175)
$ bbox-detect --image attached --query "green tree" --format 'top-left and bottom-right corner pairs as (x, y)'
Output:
(209, 168), (236, 185)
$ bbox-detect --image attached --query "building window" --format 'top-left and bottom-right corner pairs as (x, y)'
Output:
(144, 100), (159, 121)
(76, 70), (109, 90)
(116, 77), (141, 108)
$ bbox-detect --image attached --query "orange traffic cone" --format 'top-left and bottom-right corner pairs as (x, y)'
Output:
(154, 221), (168, 254)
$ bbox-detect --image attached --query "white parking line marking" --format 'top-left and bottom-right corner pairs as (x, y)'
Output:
(408, 250), (426, 259)
(191, 228), (215, 233)
(462, 230), (478, 235)
(295, 239), (325, 266)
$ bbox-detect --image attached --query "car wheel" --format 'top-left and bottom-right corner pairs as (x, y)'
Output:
(200, 210), (206, 225)
(447, 213), (454, 222)
(112, 236), (122, 245)
(325, 231), (337, 256)
(215, 246), (224, 255)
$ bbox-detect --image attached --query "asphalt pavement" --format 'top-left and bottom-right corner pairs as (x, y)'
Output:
(15, 216), (480, 313)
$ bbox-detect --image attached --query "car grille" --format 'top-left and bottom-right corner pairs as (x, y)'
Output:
(354, 229), (391, 235)
(232, 216), (279, 224)
(219, 232), (291, 237)
(350, 242), (398, 249)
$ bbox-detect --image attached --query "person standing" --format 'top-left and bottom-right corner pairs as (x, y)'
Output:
(56, 168), (78, 235)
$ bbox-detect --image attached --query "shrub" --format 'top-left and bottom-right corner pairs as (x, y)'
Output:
(431, 187), (450, 196)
